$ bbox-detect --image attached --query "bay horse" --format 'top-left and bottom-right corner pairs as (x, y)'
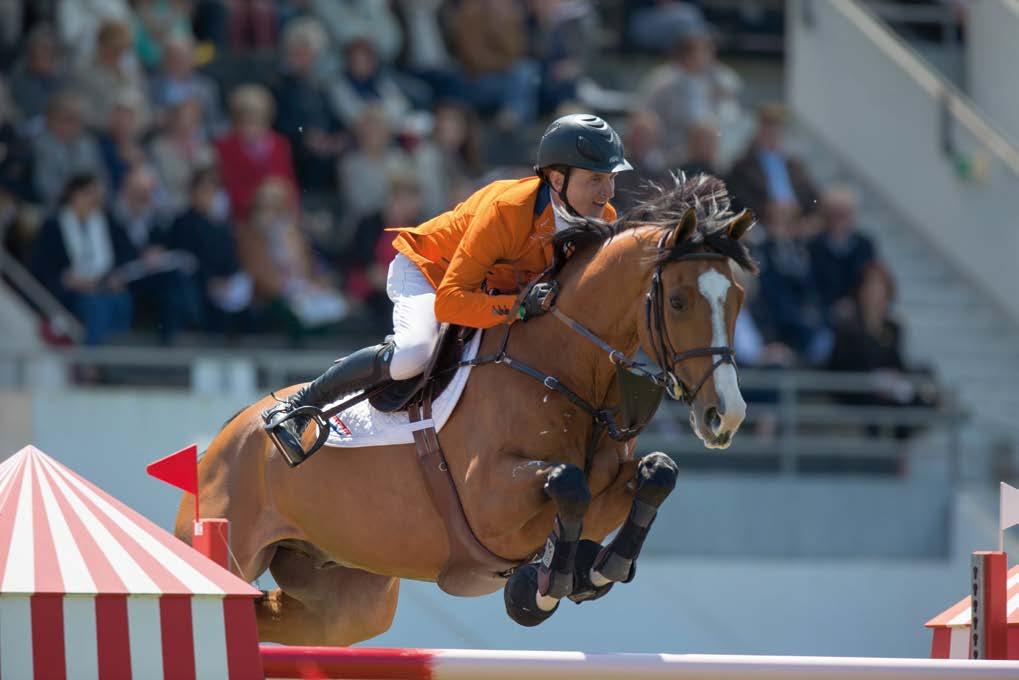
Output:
(175, 174), (757, 646)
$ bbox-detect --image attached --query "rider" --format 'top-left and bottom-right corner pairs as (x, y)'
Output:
(264, 113), (632, 466)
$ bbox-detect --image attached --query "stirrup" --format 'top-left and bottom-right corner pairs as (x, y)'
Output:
(264, 405), (332, 467)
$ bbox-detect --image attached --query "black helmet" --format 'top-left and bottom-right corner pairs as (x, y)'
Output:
(535, 114), (633, 174)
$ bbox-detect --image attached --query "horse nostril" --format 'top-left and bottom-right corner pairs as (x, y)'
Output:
(705, 407), (722, 433)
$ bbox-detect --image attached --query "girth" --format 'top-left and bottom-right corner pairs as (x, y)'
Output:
(408, 389), (519, 596)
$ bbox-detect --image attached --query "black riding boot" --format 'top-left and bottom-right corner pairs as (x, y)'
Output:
(263, 343), (394, 467)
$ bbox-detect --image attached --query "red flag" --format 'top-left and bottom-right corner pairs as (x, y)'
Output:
(147, 444), (198, 495)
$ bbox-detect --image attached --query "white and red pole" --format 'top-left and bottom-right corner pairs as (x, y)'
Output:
(971, 550), (1009, 660)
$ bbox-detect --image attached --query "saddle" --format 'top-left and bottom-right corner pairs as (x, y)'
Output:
(369, 323), (477, 413)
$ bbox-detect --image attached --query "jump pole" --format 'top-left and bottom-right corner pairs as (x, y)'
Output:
(258, 646), (1019, 679)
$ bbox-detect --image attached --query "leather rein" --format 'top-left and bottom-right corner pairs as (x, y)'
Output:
(459, 246), (737, 466)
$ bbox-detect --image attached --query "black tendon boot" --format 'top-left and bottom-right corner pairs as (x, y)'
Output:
(263, 343), (394, 466)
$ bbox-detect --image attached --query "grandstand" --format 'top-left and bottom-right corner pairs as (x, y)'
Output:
(0, 0), (1016, 658)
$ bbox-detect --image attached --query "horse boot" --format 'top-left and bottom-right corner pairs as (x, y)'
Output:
(263, 343), (394, 467)
(504, 463), (590, 627)
(588, 452), (678, 586)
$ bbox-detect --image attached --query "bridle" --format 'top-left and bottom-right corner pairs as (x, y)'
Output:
(643, 244), (736, 404)
(549, 244), (736, 407)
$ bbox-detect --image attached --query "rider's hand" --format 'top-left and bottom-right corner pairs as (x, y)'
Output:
(517, 282), (555, 321)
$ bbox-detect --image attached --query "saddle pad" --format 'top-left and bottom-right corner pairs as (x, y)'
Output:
(324, 331), (483, 448)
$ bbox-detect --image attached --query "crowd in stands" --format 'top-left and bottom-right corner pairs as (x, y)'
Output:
(0, 0), (934, 415)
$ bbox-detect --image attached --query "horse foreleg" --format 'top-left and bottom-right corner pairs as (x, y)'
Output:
(504, 462), (590, 626)
(572, 452), (678, 600)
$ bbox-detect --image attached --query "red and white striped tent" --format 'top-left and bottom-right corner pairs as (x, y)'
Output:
(0, 445), (263, 679)
(925, 565), (1019, 659)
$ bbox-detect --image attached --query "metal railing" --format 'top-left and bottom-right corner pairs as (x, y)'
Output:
(0, 344), (967, 478)
(0, 248), (84, 344)
(642, 368), (965, 478)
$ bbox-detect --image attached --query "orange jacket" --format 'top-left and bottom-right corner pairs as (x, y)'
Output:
(391, 176), (617, 328)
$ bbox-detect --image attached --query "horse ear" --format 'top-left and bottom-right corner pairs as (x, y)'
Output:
(665, 208), (698, 250)
(727, 209), (754, 240)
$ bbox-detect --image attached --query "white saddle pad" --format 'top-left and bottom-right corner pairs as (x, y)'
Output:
(324, 331), (483, 448)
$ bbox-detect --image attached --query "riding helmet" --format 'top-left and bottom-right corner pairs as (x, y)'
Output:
(535, 114), (633, 174)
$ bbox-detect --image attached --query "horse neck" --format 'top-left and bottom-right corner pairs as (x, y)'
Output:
(510, 231), (653, 407)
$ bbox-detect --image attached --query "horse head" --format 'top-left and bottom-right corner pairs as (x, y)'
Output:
(551, 173), (758, 450)
(642, 202), (755, 449)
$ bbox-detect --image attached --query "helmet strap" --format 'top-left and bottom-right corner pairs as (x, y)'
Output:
(540, 166), (580, 217)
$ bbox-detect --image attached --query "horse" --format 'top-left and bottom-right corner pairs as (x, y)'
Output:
(174, 174), (758, 646)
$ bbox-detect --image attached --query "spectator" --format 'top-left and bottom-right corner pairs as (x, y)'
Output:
(29, 172), (134, 345)
(224, 0), (278, 53)
(640, 30), (740, 166)
(32, 92), (106, 208)
(192, 0), (230, 50)
(150, 33), (224, 137)
(752, 201), (831, 365)
(164, 166), (254, 333)
(112, 164), (168, 252)
(731, 264), (795, 439)
(114, 164), (202, 341)
(0, 79), (35, 203)
(411, 99), (483, 217)
(344, 167), (424, 331)
(338, 103), (412, 222)
(72, 19), (151, 132)
(309, 0), (403, 64)
(131, 0), (193, 69)
(624, 0), (707, 53)
(808, 187), (878, 317)
(215, 84), (297, 222)
(613, 108), (670, 213)
(680, 120), (723, 179)
(328, 34), (413, 130)
(449, 0), (539, 130)
(726, 103), (820, 221)
(528, 0), (600, 115)
(9, 25), (68, 125)
(151, 93), (216, 213)
(56, 0), (131, 63)
(393, 0), (453, 78)
(97, 88), (150, 195)
(827, 260), (940, 432)
(275, 16), (346, 192)
(238, 177), (348, 335)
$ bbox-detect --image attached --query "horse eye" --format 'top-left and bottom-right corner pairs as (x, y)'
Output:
(670, 295), (686, 311)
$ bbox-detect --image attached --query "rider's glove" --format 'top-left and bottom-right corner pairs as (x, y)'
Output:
(517, 282), (555, 321)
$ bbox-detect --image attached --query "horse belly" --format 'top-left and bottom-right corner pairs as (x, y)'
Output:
(270, 442), (451, 581)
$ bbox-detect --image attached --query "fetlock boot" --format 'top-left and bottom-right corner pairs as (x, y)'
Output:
(263, 343), (394, 466)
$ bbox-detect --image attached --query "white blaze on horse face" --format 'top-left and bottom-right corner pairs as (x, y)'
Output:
(697, 268), (746, 434)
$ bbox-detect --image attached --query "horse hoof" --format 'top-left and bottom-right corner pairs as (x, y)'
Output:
(635, 452), (678, 508)
(568, 540), (616, 604)
(544, 464), (591, 522)
(504, 563), (559, 627)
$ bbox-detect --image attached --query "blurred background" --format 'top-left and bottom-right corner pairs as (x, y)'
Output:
(0, 0), (1017, 659)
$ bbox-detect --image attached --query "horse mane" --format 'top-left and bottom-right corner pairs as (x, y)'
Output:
(550, 172), (759, 275)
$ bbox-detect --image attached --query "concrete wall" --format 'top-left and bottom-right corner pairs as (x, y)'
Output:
(788, 0), (1019, 324)
(967, 0), (1019, 147)
(8, 387), (952, 559)
(2, 386), (990, 656)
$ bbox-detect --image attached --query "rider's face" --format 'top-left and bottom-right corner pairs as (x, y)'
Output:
(550, 168), (616, 219)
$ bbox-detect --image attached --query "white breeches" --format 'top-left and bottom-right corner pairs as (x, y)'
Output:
(386, 253), (441, 380)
